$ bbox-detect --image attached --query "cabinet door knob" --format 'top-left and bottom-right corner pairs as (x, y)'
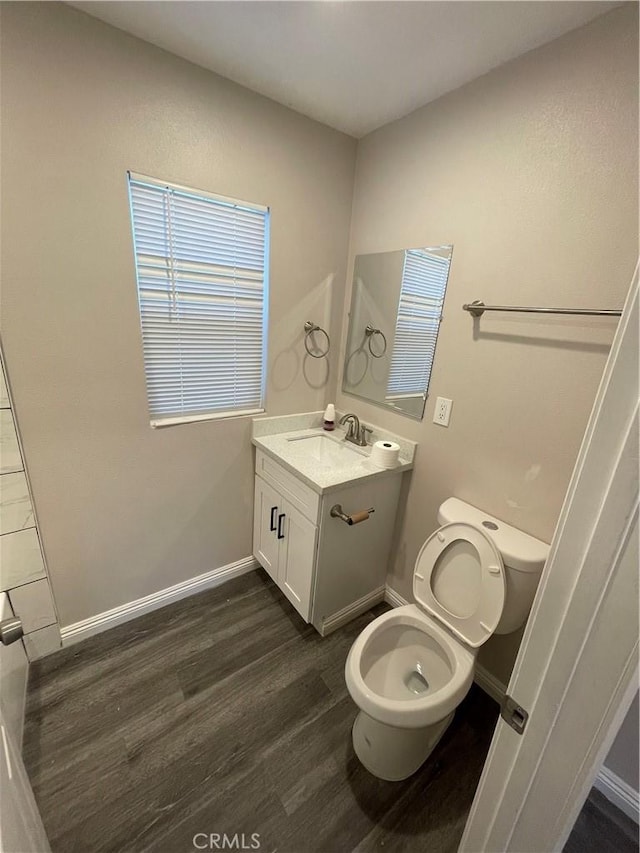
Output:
(270, 505), (278, 532)
(277, 513), (286, 540)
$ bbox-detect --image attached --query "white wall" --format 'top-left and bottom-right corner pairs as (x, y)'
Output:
(336, 5), (639, 683)
(0, 2), (356, 626)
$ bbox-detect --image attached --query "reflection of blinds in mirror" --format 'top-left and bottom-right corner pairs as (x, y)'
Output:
(386, 249), (451, 397)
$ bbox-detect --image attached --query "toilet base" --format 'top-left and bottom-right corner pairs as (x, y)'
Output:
(352, 710), (454, 781)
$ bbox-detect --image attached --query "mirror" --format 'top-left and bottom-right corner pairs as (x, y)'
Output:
(342, 245), (453, 419)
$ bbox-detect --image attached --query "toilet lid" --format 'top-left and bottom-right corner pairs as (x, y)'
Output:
(413, 522), (505, 648)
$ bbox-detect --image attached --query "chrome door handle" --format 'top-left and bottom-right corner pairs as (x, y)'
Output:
(0, 617), (23, 646)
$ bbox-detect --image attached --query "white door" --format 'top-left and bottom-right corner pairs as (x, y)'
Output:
(0, 709), (51, 853)
(278, 502), (317, 622)
(0, 593), (51, 852)
(460, 268), (638, 851)
(252, 475), (281, 583)
(0, 592), (27, 748)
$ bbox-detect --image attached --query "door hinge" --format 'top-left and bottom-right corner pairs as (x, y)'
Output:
(501, 694), (529, 735)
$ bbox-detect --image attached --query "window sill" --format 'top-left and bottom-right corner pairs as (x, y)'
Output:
(150, 408), (265, 429)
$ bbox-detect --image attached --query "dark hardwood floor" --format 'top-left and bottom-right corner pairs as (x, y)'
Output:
(24, 569), (500, 853)
(565, 788), (639, 853)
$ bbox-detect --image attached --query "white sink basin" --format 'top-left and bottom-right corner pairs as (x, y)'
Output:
(286, 434), (366, 469)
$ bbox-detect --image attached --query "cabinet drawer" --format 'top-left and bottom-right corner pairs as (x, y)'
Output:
(255, 450), (320, 524)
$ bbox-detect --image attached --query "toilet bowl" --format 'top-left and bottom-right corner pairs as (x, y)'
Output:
(346, 605), (475, 780)
(346, 605), (474, 728)
(345, 497), (548, 781)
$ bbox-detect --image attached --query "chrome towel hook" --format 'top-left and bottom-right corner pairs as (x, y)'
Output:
(365, 324), (387, 357)
(304, 320), (330, 358)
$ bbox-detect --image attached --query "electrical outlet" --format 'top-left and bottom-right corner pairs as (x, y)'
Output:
(433, 397), (453, 427)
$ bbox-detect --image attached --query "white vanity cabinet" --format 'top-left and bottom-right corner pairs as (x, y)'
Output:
(253, 450), (320, 620)
(253, 474), (317, 620)
(252, 448), (404, 633)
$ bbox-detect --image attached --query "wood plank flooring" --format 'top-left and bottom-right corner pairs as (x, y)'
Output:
(565, 788), (639, 853)
(24, 569), (500, 853)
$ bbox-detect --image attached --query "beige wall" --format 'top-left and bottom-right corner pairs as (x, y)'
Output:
(0, 3), (356, 626)
(336, 5), (639, 682)
(1, 2), (637, 686)
(604, 692), (639, 792)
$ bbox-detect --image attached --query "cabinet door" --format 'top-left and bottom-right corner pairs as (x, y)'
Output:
(278, 502), (317, 622)
(253, 476), (281, 583)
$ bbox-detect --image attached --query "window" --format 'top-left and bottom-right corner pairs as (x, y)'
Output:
(386, 247), (452, 400)
(127, 172), (269, 427)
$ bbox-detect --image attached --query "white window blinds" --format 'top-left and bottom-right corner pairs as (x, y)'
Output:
(127, 173), (269, 426)
(386, 249), (451, 398)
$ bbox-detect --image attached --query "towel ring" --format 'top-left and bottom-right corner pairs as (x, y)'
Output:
(365, 324), (387, 358)
(304, 320), (330, 358)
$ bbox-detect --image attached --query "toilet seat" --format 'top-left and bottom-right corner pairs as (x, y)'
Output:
(413, 522), (505, 648)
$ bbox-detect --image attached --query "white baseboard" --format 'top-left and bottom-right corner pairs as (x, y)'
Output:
(321, 586), (385, 636)
(384, 585), (409, 609)
(61, 556), (258, 647)
(594, 765), (640, 824)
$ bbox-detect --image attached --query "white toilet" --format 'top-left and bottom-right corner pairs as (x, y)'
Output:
(345, 497), (549, 781)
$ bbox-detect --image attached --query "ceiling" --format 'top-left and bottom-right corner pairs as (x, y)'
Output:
(70, 1), (622, 138)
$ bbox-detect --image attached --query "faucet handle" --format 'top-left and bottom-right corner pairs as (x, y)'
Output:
(359, 426), (373, 446)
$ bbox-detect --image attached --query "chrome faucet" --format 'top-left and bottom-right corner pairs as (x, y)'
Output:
(339, 413), (372, 447)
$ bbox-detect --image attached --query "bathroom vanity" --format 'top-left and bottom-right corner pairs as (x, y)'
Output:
(251, 413), (415, 634)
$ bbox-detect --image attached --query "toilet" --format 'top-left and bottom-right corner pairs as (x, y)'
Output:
(345, 497), (549, 781)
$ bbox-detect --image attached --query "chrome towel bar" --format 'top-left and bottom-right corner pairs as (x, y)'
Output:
(462, 300), (622, 318)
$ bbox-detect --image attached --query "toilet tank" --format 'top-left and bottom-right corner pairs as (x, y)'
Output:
(437, 498), (549, 635)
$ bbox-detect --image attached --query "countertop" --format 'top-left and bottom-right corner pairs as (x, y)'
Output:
(252, 427), (414, 494)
